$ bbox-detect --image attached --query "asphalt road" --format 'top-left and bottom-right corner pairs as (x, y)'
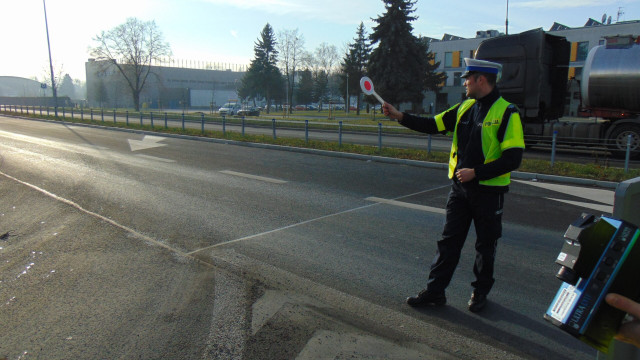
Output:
(0, 115), (620, 359)
(11, 106), (639, 167)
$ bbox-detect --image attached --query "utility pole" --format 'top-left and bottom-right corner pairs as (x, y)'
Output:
(43, 0), (58, 116)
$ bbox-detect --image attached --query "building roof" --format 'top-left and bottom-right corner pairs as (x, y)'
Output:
(584, 18), (603, 27)
(441, 33), (466, 41)
(549, 22), (570, 31)
(549, 19), (640, 32)
(0, 76), (46, 97)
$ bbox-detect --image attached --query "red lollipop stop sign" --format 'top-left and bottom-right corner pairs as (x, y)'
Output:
(359, 76), (385, 105)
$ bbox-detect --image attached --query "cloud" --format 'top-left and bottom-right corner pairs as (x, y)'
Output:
(512, 0), (619, 9)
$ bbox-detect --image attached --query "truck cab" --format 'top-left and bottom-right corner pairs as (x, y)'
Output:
(474, 29), (640, 158)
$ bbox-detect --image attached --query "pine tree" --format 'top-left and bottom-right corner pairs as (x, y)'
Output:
(368, 0), (439, 109)
(340, 22), (371, 115)
(239, 23), (283, 113)
(295, 69), (314, 106)
(58, 74), (76, 99)
(419, 37), (447, 95)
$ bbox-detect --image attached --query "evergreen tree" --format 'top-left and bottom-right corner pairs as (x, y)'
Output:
(239, 23), (283, 113)
(419, 37), (447, 95)
(313, 70), (329, 105)
(295, 69), (314, 106)
(58, 74), (76, 99)
(368, 0), (439, 109)
(340, 22), (370, 114)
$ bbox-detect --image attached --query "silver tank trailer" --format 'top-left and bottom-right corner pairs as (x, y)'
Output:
(581, 42), (640, 113)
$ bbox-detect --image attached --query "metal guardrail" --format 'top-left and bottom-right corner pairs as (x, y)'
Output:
(1, 104), (638, 171)
(0, 104), (445, 152)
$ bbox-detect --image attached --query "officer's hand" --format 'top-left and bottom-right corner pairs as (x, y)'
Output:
(382, 102), (402, 121)
(606, 293), (640, 348)
(455, 168), (476, 183)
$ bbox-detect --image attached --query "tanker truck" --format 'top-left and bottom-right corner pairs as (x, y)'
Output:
(473, 29), (640, 159)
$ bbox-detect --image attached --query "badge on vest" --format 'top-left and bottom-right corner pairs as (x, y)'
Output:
(484, 119), (500, 127)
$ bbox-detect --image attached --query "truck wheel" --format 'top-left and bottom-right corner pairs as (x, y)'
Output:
(608, 124), (640, 159)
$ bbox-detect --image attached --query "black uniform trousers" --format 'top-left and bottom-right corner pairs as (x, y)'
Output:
(426, 180), (504, 296)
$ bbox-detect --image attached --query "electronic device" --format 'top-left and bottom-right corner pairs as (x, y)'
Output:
(544, 213), (640, 352)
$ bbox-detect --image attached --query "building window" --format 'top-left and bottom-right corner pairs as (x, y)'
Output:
(452, 51), (461, 68)
(453, 72), (462, 86)
(444, 52), (453, 68)
(576, 41), (589, 61)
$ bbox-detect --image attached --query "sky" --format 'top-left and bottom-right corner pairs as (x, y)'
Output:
(1, 0), (638, 83)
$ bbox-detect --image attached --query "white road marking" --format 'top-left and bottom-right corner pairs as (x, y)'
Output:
(251, 290), (296, 336)
(187, 202), (379, 255)
(135, 154), (176, 163)
(0, 129), (108, 153)
(513, 179), (615, 213)
(513, 179), (614, 205)
(365, 196), (446, 214)
(128, 135), (167, 152)
(220, 170), (287, 184)
(189, 187), (452, 255)
(0, 170), (188, 257)
(547, 198), (613, 214)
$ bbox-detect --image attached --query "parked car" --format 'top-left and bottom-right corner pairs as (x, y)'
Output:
(306, 104), (318, 111)
(237, 107), (260, 117)
(219, 102), (241, 116)
(294, 105), (306, 111)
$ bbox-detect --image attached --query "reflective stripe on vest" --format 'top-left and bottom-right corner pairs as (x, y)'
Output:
(448, 97), (524, 186)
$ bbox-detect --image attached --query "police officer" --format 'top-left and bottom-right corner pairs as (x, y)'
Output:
(383, 58), (525, 313)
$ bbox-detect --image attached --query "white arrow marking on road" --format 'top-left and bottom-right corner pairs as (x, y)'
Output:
(513, 179), (614, 213)
(127, 135), (167, 152)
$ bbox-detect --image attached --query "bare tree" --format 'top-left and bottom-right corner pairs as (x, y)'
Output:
(309, 43), (339, 107)
(41, 63), (65, 96)
(90, 18), (171, 111)
(277, 28), (305, 113)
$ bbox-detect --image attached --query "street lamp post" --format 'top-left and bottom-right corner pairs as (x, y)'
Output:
(43, 0), (58, 116)
(346, 73), (349, 114)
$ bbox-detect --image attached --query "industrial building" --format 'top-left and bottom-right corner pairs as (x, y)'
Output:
(85, 59), (246, 110)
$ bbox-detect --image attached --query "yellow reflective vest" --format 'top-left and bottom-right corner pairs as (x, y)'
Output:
(435, 98), (525, 187)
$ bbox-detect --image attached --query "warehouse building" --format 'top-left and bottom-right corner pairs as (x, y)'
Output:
(85, 59), (246, 111)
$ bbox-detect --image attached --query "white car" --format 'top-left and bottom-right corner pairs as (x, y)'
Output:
(218, 103), (241, 116)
